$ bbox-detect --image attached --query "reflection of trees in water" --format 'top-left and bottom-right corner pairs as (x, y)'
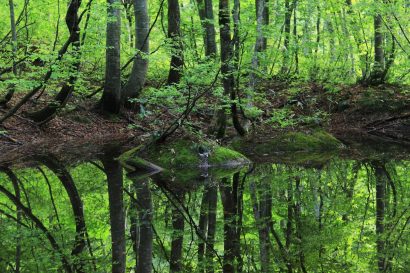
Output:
(0, 158), (409, 272)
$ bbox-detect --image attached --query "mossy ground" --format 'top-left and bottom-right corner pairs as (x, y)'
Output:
(120, 138), (249, 171)
(233, 130), (343, 156)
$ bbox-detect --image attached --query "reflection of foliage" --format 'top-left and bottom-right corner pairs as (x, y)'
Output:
(0, 157), (409, 272)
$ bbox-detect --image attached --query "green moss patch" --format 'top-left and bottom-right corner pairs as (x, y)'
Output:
(271, 130), (342, 152)
(233, 130), (342, 155)
(119, 139), (249, 171)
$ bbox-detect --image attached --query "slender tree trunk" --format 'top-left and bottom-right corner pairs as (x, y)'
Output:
(215, 0), (246, 138)
(293, 1), (299, 74)
(196, 0), (217, 57)
(101, 0), (122, 113)
(370, 1), (385, 83)
(123, 1), (134, 49)
(249, 0), (267, 92)
(102, 154), (126, 273)
(123, 0), (150, 102)
(281, 0), (292, 74)
(167, 0), (184, 85)
(27, 0), (82, 123)
(0, 0), (18, 105)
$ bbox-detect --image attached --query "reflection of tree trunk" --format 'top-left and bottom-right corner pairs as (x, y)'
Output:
(0, 182), (72, 273)
(249, 177), (272, 273)
(373, 162), (388, 272)
(0, 167), (21, 273)
(294, 177), (307, 273)
(136, 180), (153, 273)
(197, 181), (219, 273)
(220, 173), (243, 273)
(170, 192), (185, 272)
(37, 155), (88, 273)
(198, 186), (209, 271)
(101, 155), (126, 273)
(206, 185), (218, 273)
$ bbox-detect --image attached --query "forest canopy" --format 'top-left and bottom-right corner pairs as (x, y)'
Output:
(0, 0), (409, 134)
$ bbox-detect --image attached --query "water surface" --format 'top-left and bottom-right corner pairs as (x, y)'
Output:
(0, 139), (409, 272)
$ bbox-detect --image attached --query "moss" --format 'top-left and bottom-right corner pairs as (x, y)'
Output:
(120, 139), (249, 170)
(156, 165), (248, 186)
(276, 130), (342, 152)
(357, 88), (409, 113)
(208, 146), (248, 165)
(153, 139), (201, 167)
(234, 130), (342, 154)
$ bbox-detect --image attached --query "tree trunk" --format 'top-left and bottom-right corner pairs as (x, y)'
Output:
(250, 0), (268, 91)
(102, 154), (126, 273)
(196, 0), (217, 57)
(215, 0), (246, 138)
(101, 0), (122, 113)
(27, 0), (82, 123)
(370, 1), (385, 83)
(123, 0), (150, 102)
(167, 0), (184, 85)
(281, 0), (293, 74)
(0, 0), (18, 106)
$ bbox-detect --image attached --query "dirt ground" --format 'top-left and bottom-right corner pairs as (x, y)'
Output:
(1, 82), (409, 163)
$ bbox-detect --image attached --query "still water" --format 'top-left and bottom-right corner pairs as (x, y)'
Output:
(0, 139), (409, 273)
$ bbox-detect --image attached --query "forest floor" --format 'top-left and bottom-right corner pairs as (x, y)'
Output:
(0, 82), (409, 163)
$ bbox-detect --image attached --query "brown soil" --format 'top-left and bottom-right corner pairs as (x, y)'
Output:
(1, 82), (409, 163)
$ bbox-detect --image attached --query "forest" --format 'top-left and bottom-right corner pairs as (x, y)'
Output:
(0, 0), (409, 272)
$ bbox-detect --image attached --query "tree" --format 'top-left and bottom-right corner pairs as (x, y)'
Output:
(101, 0), (122, 113)
(370, 0), (386, 84)
(214, 0), (246, 138)
(26, 0), (82, 123)
(0, 0), (18, 106)
(196, 0), (217, 57)
(167, 0), (184, 85)
(122, 0), (150, 103)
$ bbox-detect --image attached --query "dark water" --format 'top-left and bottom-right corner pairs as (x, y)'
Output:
(0, 140), (409, 272)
